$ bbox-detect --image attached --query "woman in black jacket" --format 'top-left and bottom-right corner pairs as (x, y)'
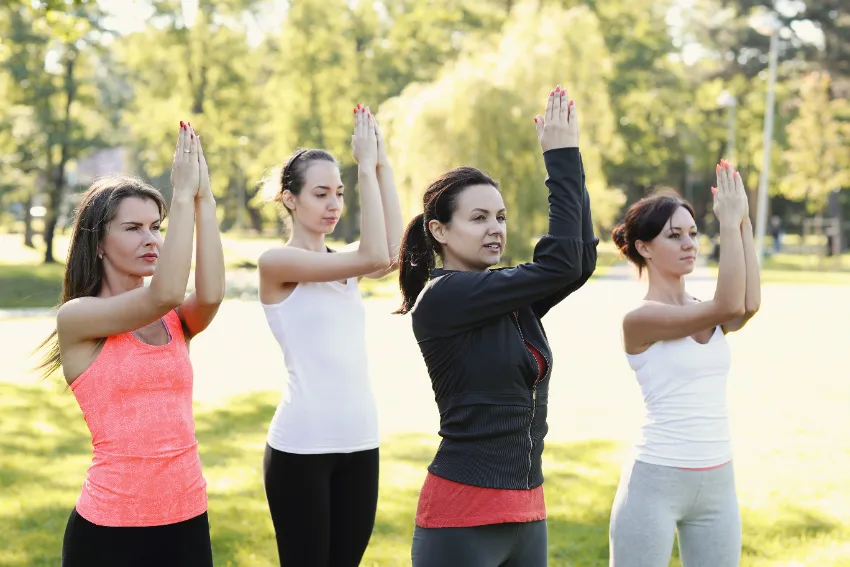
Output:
(395, 84), (598, 567)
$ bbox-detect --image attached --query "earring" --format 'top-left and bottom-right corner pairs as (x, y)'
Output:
(98, 252), (103, 260)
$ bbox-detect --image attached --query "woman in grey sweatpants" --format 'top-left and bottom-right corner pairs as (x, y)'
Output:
(608, 159), (760, 567)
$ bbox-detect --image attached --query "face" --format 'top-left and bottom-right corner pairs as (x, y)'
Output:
(100, 196), (163, 279)
(430, 184), (506, 272)
(283, 161), (344, 235)
(636, 206), (699, 276)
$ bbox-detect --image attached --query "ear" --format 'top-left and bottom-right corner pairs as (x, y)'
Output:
(428, 219), (447, 245)
(281, 190), (296, 212)
(635, 239), (652, 261)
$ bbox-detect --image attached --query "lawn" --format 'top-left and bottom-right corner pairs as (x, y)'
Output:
(2, 279), (848, 566)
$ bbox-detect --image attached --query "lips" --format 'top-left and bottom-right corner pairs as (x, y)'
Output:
(483, 243), (502, 253)
(323, 217), (339, 223)
(141, 253), (158, 260)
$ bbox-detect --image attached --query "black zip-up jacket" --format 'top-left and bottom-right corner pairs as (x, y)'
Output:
(410, 147), (598, 490)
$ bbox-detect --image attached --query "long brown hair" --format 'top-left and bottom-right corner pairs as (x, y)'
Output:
(36, 175), (167, 380)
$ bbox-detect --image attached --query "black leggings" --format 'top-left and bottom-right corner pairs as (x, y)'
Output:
(263, 444), (379, 567)
(61, 508), (213, 567)
(411, 520), (548, 567)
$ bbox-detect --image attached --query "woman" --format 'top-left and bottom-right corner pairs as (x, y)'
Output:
(41, 122), (226, 567)
(395, 85), (598, 566)
(608, 160), (760, 567)
(258, 104), (403, 567)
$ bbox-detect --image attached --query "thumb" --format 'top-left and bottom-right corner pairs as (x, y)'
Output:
(534, 115), (544, 139)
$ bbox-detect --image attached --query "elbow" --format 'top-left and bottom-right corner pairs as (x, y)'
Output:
(721, 301), (746, 320)
(744, 302), (760, 319)
(363, 247), (391, 272)
(151, 288), (185, 312)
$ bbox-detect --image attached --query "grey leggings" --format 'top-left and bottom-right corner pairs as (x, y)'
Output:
(412, 520), (547, 567)
(609, 460), (741, 567)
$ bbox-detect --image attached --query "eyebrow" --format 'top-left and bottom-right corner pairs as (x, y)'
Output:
(120, 221), (159, 226)
(313, 184), (345, 190)
(667, 225), (697, 231)
(471, 208), (507, 214)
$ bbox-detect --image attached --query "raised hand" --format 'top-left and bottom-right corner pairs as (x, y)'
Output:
(171, 121), (201, 200)
(534, 84), (579, 152)
(373, 114), (391, 169)
(197, 132), (212, 201)
(351, 104), (378, 169)
(712, 160), (747, 227)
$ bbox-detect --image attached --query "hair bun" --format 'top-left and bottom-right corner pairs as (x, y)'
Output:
(611, 224), (628, 252)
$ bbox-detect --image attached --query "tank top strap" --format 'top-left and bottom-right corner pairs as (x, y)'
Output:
(162, 309), (187, 344)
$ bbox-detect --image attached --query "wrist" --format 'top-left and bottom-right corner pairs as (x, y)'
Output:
(719, 220), (741, 231)
(171, 193), (196, 205)
(358, 164), (378, 176)
(195, 194), (216, 206)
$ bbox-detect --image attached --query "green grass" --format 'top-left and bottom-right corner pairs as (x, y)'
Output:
(2, 280), (849, 566)
(1, 379), (848, 566)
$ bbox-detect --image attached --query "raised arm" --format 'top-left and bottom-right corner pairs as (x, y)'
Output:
(722, 163), (761, 333)
(177, 131), (226, 338)
(57, 124), (199, 344)
(417, 86), (586, 335)
(258, 105), (390, 284)
(623, 161), (747, 353)
(532, 150), (599, 318)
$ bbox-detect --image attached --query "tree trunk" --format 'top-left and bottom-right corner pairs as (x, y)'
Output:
(23, 191), (35, 248)
(44, 49), (77, 264)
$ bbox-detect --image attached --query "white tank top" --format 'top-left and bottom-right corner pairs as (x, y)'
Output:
(261, 277), (379, 454)
(625, 325), (733, 468)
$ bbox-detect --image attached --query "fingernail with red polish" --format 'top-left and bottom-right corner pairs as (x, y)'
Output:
(550, 91), (554, 96)
(711, 186), (717, 194)
(555, 86), (560, 92)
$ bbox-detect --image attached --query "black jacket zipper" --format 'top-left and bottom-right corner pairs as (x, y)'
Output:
(511, 311), (551, 489)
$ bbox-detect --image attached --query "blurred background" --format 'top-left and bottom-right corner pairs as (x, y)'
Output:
(0, 1), (848, 566)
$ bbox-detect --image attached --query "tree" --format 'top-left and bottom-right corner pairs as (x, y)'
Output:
(781, 71), (850, 213)
(380, 1), (625, 260)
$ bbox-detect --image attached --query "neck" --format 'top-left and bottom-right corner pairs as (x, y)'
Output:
(288, 223), (327, 253)
(644, 266), (687, 305)
(98, 268), (146, 298)
(441, 257), (486, 272)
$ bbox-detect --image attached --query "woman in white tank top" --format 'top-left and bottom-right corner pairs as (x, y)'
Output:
(257, 105), (403, 566)
(607, 160), (761, 567)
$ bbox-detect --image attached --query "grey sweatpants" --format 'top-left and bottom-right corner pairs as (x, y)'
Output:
(609, 460), (741, 567)
(412, 520), (548, 567)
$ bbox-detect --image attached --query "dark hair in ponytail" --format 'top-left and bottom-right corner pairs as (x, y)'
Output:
(611, 192), (695, 276)
(395, 167), (499, 314)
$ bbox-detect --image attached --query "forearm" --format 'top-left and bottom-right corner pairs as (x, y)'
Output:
(357, 168), (390, 263)
(740, 218), (761, 313)
(150, 197), (195, 305)
(376, 164), (404, 264)
(713, 222), (746, 314)
(578, 154), (596, 243)
(193, 195), (225, 305)
(542, 148), (583, 239)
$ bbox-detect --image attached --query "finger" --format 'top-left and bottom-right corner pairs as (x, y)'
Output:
(711, 186), (718, 195)
(553, 85), (562, 119)
(545, 89), (555, 122)
(534, 115), (544, 139)
(558, 88), (568, 121)
(715, 163), (724, 194)
(367, 107), (376, 136)
(734, 169), (744, 196)
(568, 100), (578, 131)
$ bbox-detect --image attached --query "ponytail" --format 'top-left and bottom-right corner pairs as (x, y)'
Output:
(394, 213), (435, 315)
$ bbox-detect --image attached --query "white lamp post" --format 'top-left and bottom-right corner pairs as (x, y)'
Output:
(750, 9), (781, 266)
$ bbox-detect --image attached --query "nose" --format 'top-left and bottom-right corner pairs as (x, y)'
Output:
(328, 195), (342, 212)
(487, 219), (504, 237)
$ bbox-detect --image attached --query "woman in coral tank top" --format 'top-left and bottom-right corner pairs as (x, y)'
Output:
(38, 123), (225, 567)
